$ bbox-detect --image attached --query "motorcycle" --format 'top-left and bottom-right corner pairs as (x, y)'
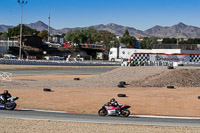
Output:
(98, 103), (131, 117)
(0, 96), (19, 110)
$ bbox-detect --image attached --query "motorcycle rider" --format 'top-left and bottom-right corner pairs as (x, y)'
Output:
(109, 98), (122, 114)
(0, 90), (11, 104)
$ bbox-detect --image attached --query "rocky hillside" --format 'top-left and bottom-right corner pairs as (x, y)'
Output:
(130, 68), (200, 87)
(1, 21), (200, 38)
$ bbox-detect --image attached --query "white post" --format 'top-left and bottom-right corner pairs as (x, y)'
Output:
(19, 4), (23, 59)
(7, 38), (9, 52)
(18, 0), (27, 60)
(48, 14), (50, 42)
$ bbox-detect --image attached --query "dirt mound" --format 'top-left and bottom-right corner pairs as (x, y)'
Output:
(130, 69), (200, 87)
(81, 66), (167, 88)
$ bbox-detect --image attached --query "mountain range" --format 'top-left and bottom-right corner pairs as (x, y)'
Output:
(1, 21), (200, 38)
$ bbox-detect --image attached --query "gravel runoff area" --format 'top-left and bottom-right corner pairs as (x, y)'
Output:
(2, 66), (200, 89)
(1, 66), (168, 89)
(1, 118), (200, 133)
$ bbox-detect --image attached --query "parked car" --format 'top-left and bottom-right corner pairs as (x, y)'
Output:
(63, 43), (72, 47)
(45, 42), (62, 48)
(3, 54), (17, 59)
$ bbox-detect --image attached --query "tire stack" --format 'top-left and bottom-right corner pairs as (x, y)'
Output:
(43, 88), (52, 92)
(167, 86), (175, 89)
(168, 66), (174, 69)
(117, 81), (126, 88)
(117, 94), (127, 97)
(74, 78), (80, 80)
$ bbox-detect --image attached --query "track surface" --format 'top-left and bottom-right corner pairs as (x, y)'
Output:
(0, 109), (200, 127)
(0, 68), (116, 76)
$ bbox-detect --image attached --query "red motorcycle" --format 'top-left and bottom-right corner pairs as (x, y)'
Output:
(98, 104), (131, 117)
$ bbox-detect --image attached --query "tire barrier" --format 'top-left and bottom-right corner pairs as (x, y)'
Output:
(119, 81), (126, 86)
(167, 86), (175, 89)
(74, 78), (80, 80)
(43, 88), (52, 92)
(117, 84), (125, 88)
(168, 66), (174, 69)
(178, 64), (184, 66)
(117, 94), (127, 97)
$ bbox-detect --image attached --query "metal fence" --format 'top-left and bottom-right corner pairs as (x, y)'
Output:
(0, 40), (18, 47)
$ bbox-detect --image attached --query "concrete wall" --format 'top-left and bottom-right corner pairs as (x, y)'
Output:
(0, 59), (120, 66)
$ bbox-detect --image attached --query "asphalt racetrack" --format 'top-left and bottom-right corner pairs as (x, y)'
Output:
(0, 109), (200, 127)
(0, 67), (117, 76)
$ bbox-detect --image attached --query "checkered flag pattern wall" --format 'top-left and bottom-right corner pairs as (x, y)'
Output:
(130, 54), (150, 62)
(190, 55), (200, 62)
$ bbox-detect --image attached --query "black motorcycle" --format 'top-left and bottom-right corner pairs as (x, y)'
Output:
(0, 96), (19, 110)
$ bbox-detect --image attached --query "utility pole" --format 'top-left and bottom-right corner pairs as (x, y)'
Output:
(177, 30), (180, 46)
(48, 14), (50, 42)
(17, 0), (28, 60)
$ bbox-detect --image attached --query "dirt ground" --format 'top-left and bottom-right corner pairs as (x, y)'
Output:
(0, 65), (200, 117)
(1, 118), (200, 133)
(1, 65), (200, 132)
(4, 74), (200, 117)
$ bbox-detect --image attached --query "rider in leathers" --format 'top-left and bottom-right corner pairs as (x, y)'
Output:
(0, 90), (11, 104)
(109, 98), (122, 114)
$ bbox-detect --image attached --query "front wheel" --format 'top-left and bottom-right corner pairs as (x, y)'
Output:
(5, 102), (16, 110)
(121, 110), (130, 117)
(98, 108), (108, 116)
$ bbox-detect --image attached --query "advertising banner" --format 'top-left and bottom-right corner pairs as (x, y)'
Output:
(149, 54), (190, 63)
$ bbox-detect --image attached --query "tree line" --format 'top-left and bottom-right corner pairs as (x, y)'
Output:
(1, 25), (200, 50)
(64, 28), (137, 50)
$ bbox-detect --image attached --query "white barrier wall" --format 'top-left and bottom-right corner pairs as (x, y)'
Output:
(0, 59), (121, 66)
(129, 53), (200, 66)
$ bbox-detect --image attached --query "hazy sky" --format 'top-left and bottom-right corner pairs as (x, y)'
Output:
(1, 0), (200, 30)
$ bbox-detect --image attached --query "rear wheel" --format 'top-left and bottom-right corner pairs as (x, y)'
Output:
(5, 102), (16, 110)
(121, 110), (130, 117)
(98, 108), (108, 116)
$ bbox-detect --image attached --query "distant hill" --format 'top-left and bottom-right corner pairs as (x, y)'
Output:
(25, 21), (57, 34)
(1, 21), (200, 38)
(144, 22), (200, 38)
(56, 23), (147, 37)
(0, 25), (13, 32)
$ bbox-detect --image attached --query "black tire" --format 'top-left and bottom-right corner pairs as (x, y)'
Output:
(121, 110), (130, 117)
(178, 64), (184, 66)
(119, 81), (126, 86)
(167, 86), (175, 89)
(168, 66), (174, 69)
(111, 58), (115, 62)
(98, 108), (108, 116)
(43, 88), (52, 92)
(74, 78), (80, 80)
(118, 94), (126, 97)
(5, 102), (16, 110)
(117, 84), (125, 88)
(198, 96), (200, 99)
